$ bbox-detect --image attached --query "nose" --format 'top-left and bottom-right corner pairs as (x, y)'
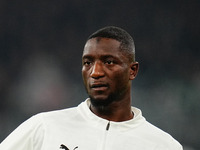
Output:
(90, 61), (105, 78)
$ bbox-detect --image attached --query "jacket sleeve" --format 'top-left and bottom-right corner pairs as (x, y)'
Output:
(154, 137), (183, 150)
(0, 114), (45, 150)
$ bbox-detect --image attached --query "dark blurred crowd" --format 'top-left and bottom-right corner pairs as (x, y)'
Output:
(0, 1), (199, 149)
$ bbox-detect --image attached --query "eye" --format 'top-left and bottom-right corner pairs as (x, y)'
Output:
(105, 60), (114, 65)
(83, 60), (92, 66)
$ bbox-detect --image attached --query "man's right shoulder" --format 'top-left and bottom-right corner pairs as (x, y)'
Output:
(33, 106), (78, 122)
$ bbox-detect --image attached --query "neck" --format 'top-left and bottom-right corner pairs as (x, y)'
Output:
(90, 97), (133, 122)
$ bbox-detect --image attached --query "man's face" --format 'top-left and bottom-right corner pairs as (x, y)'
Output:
(82, 38), (137, 106)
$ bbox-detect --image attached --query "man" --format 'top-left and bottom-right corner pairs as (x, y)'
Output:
(0, 26), (183, 150)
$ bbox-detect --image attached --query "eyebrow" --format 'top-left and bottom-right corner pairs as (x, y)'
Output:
(82, 54), (122, 65)
(82, 55), (93, 60)
(82, 54), (118, 60)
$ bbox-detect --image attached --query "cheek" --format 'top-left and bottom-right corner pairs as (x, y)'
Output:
(82, 70), (88, 85)
(112, 69), (130, 85)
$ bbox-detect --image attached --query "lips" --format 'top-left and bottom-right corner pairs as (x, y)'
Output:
(90, 83), (108, 91)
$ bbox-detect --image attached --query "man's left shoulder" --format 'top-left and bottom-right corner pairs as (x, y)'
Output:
(142, 121), (182, 149)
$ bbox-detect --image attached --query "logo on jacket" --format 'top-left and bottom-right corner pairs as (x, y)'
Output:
(60, 144), (78, 150)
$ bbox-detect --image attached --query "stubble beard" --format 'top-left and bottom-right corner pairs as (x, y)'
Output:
(89, 94), (114, 108)
(88, 88), (127, 111)
(85, 80), (130, 112)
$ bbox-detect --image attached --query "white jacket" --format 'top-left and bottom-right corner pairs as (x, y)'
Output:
(0, 99), (183, 150)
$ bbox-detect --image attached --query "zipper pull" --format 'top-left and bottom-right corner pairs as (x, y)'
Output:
(106, 122), (110, 130)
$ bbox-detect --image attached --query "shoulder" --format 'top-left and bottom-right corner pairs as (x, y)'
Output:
(0, 106), (80, 150)
(141, 121), (182, 149)
(131, 107), (182, 149)
(33, 106), (79, 123)
(13, 107), (78, 134)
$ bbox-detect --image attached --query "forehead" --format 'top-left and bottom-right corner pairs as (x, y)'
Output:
(83, 38), (121, 57)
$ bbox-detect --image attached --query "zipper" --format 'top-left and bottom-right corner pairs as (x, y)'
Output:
(99, 121), (110, 150)
(106, 121), (110, 130)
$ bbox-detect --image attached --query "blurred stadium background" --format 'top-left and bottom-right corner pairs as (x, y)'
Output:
(0, 1), (199, 149)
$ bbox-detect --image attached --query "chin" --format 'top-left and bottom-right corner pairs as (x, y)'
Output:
(89, 95), (114, 107)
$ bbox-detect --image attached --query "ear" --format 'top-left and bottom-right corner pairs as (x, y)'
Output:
(129, 62), (139, 80)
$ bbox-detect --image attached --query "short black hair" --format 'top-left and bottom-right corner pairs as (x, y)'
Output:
(87, 26), (135, 62)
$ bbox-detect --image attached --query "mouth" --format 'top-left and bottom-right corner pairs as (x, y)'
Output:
(90, 83), (108, 91)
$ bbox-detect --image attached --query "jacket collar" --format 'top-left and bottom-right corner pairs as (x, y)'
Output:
(77, 98), (146, 132)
